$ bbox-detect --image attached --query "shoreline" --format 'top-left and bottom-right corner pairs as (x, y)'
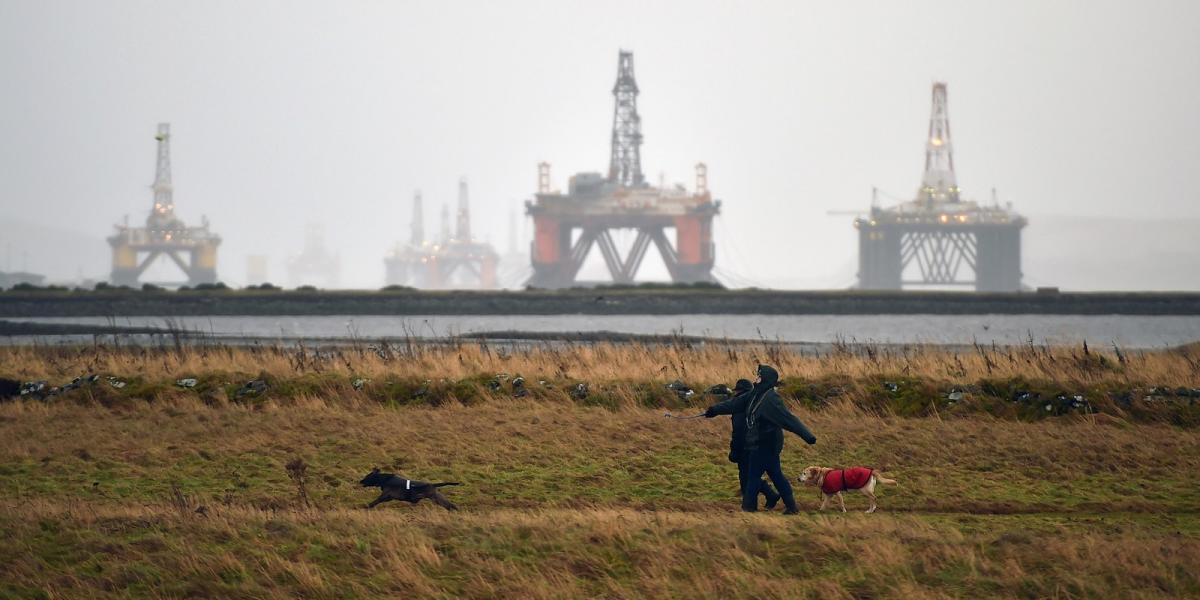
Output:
(3, 320), (1196, 352)
(3, 288), (1200, 316)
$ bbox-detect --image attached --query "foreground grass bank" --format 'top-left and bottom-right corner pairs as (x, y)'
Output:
(5, 503), (1197, 599)
(2, 393), (1199, 598)
(3, 341), (1199, 424)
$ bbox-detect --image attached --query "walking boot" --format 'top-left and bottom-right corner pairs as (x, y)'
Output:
(764, 487), (781, 510)
(782, 497), (800, 515)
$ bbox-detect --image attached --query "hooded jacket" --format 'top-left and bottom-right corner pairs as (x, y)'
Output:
(707, 365), (817, 455)
(726, 379), (754, 462)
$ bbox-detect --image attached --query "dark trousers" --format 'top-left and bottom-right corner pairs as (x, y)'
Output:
(741, 446), (796, 512)
(737, 452), (778, 505)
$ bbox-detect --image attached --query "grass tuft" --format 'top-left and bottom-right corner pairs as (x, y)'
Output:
(0, 342), (1197, 597)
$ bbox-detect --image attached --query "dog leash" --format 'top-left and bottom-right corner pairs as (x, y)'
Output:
(663, 411), (706, 420)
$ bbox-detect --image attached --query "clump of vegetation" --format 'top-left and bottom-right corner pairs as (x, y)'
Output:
(2, 341), (1196, 425)
(285, 457), (310, 509)
(1, 386), (1198, 598)
(592, 281), (727, 290)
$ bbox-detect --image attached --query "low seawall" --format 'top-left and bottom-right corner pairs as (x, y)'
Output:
(2, 289), (1200, 316)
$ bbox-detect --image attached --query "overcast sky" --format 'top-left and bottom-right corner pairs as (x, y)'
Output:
(1, 0), (1198, 289)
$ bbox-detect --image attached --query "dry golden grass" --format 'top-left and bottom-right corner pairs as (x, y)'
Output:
(2, 338), (1197, 388)
(2, 391), (1199, 598)
(4, 341), (1199, 427)
(1, 342), (1199, 597)
(3, 501), (1198, 599)
(3, 397), (1198, 513)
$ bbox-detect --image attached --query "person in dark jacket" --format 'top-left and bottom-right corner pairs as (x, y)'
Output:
(725, 378), (780, 509)
(706, 365), (816, 513)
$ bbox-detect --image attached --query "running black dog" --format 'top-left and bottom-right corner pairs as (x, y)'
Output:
(359, 468), (461, 511)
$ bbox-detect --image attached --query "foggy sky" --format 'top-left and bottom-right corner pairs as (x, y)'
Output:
(1, 0), (1198, 289)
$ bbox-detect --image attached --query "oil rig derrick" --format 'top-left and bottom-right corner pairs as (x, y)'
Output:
(525, 50), (720, 288)
(108, 123), (221, 287)
(287, 225), (340, 288)
(384, 180), (499, 289)
(855, 83), (1026, 292)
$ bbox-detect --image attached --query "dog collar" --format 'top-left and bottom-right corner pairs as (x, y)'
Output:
(406, 479), (411, 490)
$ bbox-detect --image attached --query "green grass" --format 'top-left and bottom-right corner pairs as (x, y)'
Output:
(2, 505), (1197, 599)
(2, 399), (1198, 513)
(1, 341), (1199, 597)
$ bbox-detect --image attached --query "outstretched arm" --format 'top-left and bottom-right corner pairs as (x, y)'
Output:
(705, 392), (749, 418)
(763, 395), (817, 444)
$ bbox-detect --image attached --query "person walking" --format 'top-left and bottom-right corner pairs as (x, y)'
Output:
(723, 378), (780, 509)
(705, 365), (816, 513)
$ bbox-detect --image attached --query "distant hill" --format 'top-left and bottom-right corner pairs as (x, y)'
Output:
(0, 216), (109, 285)
(1023, 214), (1200, 291)
(2, 213), (1196, 291)
(758, 214), (1200, 292)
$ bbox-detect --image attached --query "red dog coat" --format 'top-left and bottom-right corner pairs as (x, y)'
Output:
(821, 467), (874, 494)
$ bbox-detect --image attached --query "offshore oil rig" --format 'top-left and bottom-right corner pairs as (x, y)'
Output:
(108, 123), (221, 287)
(525, 51), (720, 288)
(287, 225), (340, 288)
(384, 179), (498, 289)
(855, 83), (1025, 292)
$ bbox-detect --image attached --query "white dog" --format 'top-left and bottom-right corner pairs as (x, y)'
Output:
(798, 466), (896, 513)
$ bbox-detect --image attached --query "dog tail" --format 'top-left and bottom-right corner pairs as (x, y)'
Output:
(433, 482), (461, 487)
(874, 472), (897, 485)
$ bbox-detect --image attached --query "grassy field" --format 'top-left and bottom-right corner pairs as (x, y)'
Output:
(2, 342), (1199, 598)
(3, 338), (1198, 423)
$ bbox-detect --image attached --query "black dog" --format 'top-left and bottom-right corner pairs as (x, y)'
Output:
(0, 378), (20, 399)
(359, 468), (461, 511)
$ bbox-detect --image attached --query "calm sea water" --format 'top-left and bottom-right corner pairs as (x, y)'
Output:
(7, 314), (1200, 348)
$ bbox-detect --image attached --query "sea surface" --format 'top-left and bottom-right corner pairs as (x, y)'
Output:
(5, 314), (1200, 348)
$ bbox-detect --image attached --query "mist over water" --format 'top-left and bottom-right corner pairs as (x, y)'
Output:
(9, 314), (1199, 348)
(1, 1), (1198, 291)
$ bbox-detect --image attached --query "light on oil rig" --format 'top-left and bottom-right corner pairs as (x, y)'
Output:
(855, 83), (1025, 292)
